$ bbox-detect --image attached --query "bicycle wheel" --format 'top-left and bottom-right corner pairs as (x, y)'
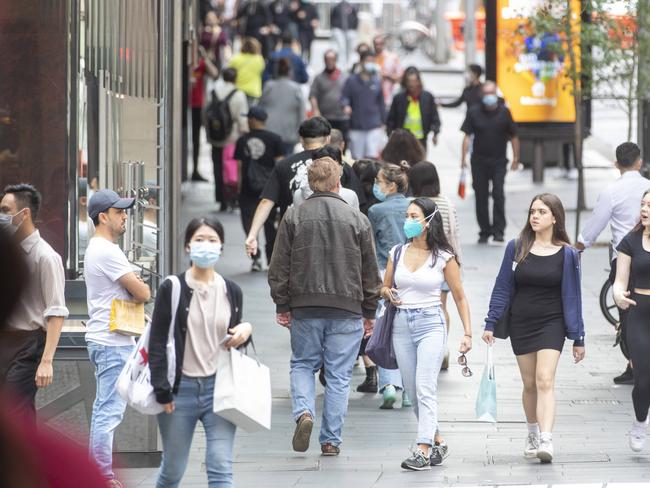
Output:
(599, 279), (619, 326)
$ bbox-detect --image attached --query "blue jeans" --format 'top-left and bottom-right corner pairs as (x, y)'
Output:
(392, 307), (447, 446)
(156, 375), (236, 488)
(87, 342), (134, 479)
(290, 317), (363, 446)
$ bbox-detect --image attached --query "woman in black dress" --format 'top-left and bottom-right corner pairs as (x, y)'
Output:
(483, 194), (586, 463)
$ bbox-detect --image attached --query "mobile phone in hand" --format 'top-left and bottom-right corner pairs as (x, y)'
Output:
(220, 334), (233, 346)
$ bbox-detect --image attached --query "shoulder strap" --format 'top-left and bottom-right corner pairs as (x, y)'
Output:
(391, 245), (404, 289)
(225, 88), (238, 102)
(166, 275), (181, 344)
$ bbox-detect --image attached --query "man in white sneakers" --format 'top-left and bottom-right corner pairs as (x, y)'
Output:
(85, 189), (151, 487)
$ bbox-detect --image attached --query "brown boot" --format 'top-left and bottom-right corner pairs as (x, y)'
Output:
(292, 412), (313, 452)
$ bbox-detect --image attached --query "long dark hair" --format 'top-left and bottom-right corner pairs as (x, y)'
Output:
(408, 198), (455, 267)
(381, 129), (425, 166)
(516, 193), (571, 262)
(409, 161), (440, 197)
(632, 188), (650, 233)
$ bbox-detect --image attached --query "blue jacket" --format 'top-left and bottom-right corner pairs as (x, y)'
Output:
(341, 73), (386, 131)
(367, 193), (411, 269)
(484, 239), (585, 346)
(263, 48), (309, 84)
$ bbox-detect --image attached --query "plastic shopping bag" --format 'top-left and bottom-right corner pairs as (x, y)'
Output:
(458, 167), (467, 199)
(475, 345), (497, 423)
(116, 275), (180, 415)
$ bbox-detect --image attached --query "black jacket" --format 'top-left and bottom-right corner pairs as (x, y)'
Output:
(330, 1), (358, 30)
(386, 90), (441, 139)
(149, 272), (244, 404)
(268, 192), (381, 318)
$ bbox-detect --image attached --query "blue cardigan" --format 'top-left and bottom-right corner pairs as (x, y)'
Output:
(484, 240), (585, 347)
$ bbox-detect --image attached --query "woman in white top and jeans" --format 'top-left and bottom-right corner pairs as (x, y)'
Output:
(382, 198), (472, 471)
(149, 217), (253, 488)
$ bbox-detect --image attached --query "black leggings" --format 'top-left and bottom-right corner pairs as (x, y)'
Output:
(627, 293), (650, 422)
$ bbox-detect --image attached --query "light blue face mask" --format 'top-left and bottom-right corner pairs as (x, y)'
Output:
(373, 182), (387, 202)
(482, 94), (498, 106)
(189, 241), (222, 268)
(403, 210), (438, 239)
(0, 209), (24, 235)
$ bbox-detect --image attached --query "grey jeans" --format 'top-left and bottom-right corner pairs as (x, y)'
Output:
(392, 306), (447, 445)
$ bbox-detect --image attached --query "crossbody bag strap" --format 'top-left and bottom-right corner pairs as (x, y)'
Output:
(166, 275), (181, 344)
(391, 244), (404, 289)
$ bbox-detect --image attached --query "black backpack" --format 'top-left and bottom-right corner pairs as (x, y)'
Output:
(204, 89), (237, 145)
(245, 142), (274, 193)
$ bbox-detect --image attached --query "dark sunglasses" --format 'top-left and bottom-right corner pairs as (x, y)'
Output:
(458, 354), (473, 377)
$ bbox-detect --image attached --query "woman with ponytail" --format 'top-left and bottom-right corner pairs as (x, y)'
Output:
(361, 161), (412, 408)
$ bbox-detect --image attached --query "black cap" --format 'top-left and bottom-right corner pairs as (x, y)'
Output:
(88, 189), (135, 219)
(246, 106), (268, 122)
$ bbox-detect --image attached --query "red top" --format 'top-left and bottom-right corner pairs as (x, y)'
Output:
(190, 59), (207, 108)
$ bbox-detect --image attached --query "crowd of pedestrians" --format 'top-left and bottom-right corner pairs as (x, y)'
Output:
(1, 3), (650, 486)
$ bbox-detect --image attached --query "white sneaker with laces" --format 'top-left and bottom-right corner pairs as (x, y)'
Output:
(524, 432), (539, 458)
(629, 418), (649, 452)
(537, 439), (553, 463)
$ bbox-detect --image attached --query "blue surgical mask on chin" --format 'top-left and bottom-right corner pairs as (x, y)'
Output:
(189, 241), (222, 268)
(482, 94), (498, 106)
(373, 182), (387, 202)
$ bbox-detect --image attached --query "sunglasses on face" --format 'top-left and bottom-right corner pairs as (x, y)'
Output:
(458, 354), (473, 377)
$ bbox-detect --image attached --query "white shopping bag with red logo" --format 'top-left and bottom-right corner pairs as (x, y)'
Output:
(116, 276), (180, 415)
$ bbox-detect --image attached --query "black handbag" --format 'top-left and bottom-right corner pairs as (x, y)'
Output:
(366, 245), (404, 370)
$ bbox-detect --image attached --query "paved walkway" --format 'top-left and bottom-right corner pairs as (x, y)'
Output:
(119, 55), (649, 487)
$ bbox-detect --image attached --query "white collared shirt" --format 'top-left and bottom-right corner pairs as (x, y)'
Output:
(8, 230), (69, 331)
(578, 171), (650, 258)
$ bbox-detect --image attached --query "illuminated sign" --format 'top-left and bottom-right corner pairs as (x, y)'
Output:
(496, 0), (579, 123)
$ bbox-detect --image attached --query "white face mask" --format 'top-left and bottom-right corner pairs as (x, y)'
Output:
(0, 209), (24, 235)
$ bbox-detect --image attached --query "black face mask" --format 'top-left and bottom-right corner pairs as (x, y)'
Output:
(324, 66), (336, 73)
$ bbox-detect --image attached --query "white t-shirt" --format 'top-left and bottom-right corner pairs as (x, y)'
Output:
(390, 244), (454, 310)
(84, 237), (136, 346)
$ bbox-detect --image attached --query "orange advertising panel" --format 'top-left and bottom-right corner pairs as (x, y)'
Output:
(496, 0), (579, 123)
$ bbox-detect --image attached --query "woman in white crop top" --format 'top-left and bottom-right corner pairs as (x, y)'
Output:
(382, 198), (473, 471)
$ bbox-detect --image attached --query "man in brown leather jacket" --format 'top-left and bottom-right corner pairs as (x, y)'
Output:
(268, 156), (381, 457)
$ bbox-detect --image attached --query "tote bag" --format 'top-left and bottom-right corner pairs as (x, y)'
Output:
(475, 345), (497, 423)
(214, 338), (272, 432)
(366, 245), (404, 370)
(116, 275), (180, 415)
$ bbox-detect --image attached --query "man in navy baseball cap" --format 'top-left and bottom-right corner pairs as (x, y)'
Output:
(245, 106), (268, 122)
(88, 189), (135, 221)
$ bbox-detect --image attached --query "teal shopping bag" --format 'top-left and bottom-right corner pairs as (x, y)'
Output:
(475, 345), (497, 423)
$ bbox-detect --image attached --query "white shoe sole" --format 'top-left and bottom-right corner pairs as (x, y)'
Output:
(524, 450), (538, 459)
(630, 439), (645, 452)
(537, 450), (553, 463)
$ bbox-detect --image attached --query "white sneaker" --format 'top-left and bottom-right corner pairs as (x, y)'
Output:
(524, 432), (539, 458)
(629, 418), (649, 452)
(537, 439), (553, 463)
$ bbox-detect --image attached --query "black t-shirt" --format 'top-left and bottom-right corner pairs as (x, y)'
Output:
(261, 149), (314, 214)
(616, 230), (650, 288)
(461, 103), (518, 162)
(234, 129), (284, 197)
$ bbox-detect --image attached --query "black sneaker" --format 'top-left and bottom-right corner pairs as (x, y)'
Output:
(251, 259), (263, 272)
(401, 449), (431, 471)
(493, 235), (505, 243)
(431, 442), (448, 465)
(614, 365), (634, 385)
(478, 236), (489, 244)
